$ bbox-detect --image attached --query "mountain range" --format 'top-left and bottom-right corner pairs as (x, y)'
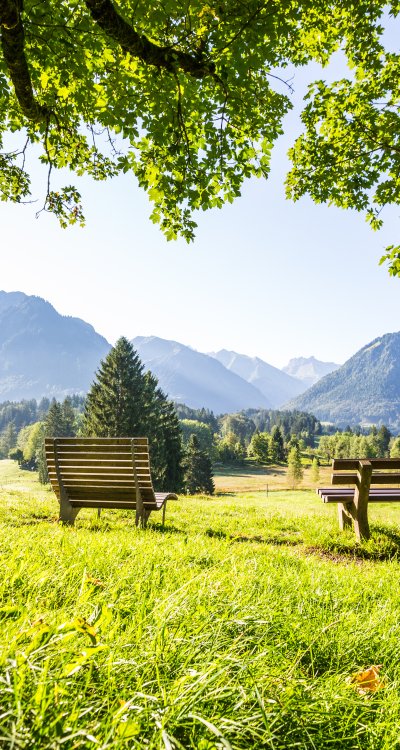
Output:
(3, 289), (399, 429)
(0, 290), (326, 411)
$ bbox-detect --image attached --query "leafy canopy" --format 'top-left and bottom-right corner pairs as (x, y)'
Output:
(0, 1), (399, 271)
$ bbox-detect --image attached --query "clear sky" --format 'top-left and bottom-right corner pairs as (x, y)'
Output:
(1, 39), (399, 370)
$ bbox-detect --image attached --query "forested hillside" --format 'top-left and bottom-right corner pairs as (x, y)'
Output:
(0, 291), (110, 400)
(287, 333), (400, 429)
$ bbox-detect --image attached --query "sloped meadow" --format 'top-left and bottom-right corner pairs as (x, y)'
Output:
(1, 462), (400, 748)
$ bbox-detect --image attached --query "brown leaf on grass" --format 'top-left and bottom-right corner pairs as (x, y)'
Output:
(349, 665), (386, 694)
(85, 575), (105, 588)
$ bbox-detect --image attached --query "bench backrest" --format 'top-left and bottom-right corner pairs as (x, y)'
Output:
(332, 458), (400, 487)
(45, 437), (158, 507)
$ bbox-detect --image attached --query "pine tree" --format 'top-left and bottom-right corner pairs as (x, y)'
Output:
(377, 425), (391, 456)
(158, 397), (184, 492)
(270, 426), (286, 463)
(62, 397), (76, 436)
(45, 401), (68, 437)
(83, 338), (146, 436)
(287, 446), (304, 489)
(83, 338), (183, 492)
(183, 435), (215, 495)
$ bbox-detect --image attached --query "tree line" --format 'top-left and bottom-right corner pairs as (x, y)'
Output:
(2, 342), (399, 495)
(6, 338), (214, 495)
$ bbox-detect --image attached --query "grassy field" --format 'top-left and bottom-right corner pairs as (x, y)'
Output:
(1, 461), (400, 748)
(213, 462), (332, 493)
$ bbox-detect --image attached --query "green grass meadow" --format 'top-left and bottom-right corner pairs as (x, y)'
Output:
(1, 461), (400, 748)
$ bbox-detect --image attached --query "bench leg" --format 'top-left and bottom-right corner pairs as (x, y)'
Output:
(353, 495), (370, 542)
(352, 462), (372, 542)
(338, 503), (353, 531)
(59, 496), (80, 526)
(135, 507), (151, 528)
(162, 501), (167, 528)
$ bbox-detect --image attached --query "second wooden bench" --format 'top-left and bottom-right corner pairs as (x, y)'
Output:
(318, 458), (400, 541)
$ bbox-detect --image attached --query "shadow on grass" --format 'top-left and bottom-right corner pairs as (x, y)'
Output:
(7, 514), (57, 526)
(205, 528), (302, 546)
(307, 525), (400, 563)
(148, 523), (187, 535)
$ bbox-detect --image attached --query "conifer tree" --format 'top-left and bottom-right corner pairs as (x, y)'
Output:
(62, 397), (77, 437)
(270, 426), (286, 463)
(158, 397), (184, 492)
(183, 435), (215, 495)
(83, 337), (183, 492)
(83, 337), (146, 436)
(45, 401), (68, 437)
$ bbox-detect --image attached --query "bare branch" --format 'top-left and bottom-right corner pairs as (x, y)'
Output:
(85, 0), (215, 78)
(0, 0), (47, 121)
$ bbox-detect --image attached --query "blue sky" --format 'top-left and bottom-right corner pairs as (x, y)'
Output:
(1, 32), (399, 369)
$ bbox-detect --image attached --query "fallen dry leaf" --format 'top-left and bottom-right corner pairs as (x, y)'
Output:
(349, 665), (386, 694)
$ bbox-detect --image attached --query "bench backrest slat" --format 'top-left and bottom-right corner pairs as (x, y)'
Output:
(45, 436), (157, 507)
(333, 458), (400, 471)
(331, 458), (400, 487)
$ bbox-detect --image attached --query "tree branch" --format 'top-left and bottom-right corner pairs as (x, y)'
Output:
(85, 0), (215, 78)
(0, 0), (47, 121)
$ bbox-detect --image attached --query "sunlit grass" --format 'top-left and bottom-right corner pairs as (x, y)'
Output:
(1, 461), (400, 748)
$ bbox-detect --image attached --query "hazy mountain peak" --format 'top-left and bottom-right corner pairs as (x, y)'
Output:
(283, 356), (340, 387)
(0, 290), (29, 314)
(132, 336), (270, 413)
(210, 349), (306, 408)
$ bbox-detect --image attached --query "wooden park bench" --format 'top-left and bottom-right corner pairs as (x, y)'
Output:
(317, 458), (400, 541)
(45, 437), (177, 527)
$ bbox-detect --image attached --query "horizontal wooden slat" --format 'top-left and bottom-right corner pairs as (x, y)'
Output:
(45, 437), (148, 445)
(333, 458), (400, 471)
(61, 480), (137, 488)
(332, 472), (400, 486)
(331, 473), (359, 485)
(47, 457), (133, 466)
(46, 444), (132, 456)
(322, 494), (400, 504)
(48, 467), (134, 476)
(318, 487), (399, 495)
(69, 500), (163, 509)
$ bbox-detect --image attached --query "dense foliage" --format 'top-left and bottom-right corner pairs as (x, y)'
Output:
(0, 1), (398, 269)
(0, 398), (50, 437)
(243, 408), (321, 446)
(318, 425), (392, 461)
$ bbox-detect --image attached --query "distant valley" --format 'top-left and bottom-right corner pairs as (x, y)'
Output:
(0, 290), (333, 413)
(2, 289), (399, 429)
